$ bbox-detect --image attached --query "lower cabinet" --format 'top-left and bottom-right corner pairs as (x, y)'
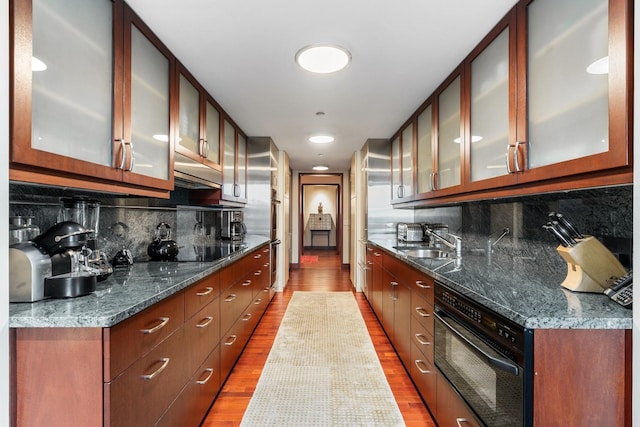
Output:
(11, 244), (273, 427)
(436, 373), (482, 427)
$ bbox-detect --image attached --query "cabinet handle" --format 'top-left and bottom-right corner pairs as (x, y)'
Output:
(225, 335), (237, 346)
(254, 270), (262, 276)
(224, 294), (237, 302)
(140, 317), (170, 334)
(254, 298), (262, 305)
(242, 313), (252, 321)
(263, 263), (270, 268)
(127, 141), (135, 172)
(196, 287), (214, 296)
(254, 254), (262, 259)
(505, 144), (513, 174)
(367, 247), (373, 252)
(514, 140), (523, 172)
(242, 279), (252, 287)
(432, 172), (438, 191)
(196, 316), (214, 328)
(374, 252), (381, 257)
(429, 172), (434, 191)
(456, 419), (471, 427)
(196, 368), (214, 385)
(415, 280), (431, 289)
(414, 333), (431, 346)
(141, 357), (170, 380)
(390, 281), (398, 301)
(414, 359), (431, 374)
(116, 138), (126, 170)
(415, 307), (430, 317)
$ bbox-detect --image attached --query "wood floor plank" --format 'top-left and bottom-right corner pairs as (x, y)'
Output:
(201, 251), (435, 426)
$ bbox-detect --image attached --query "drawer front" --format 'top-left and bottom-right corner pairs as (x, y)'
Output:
(411, 273), (434, 302)
(106, 291), (185, 380)
(220, 277), (254, 335)
(411, 315), (434, 364)
(411, 290), (434, 336)
(436, 373), (482, 427)
(185, 273), (220, 320)
(156, 345), (221, 427)
(106, 326), (188, 427)
(220, 321), (248, 381)
(410, 342), (437, 413)
(185, 298), (220, 375)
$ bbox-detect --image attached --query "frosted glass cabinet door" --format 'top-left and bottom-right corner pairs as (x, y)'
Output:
(31, 0), (113, 166)
(236, 134), (247, 200)
(416, 105), (434, 194)
(205, 100), (221, 165)
(470, 28), (510, 182)
(391, 136), (401, 199)
(437, 76), (462, 189)
(222, 119), (236, 198)
(401, 123), (414, 197)
(129, 26), (170, 180)
(527, 0), (608, 169)
(178, 74), (201, 155)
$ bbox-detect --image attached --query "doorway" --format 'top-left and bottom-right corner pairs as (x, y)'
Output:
(301, 184), (339, 253)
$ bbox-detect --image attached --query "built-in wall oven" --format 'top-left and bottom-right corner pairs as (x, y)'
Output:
(434, 282), (533, 427)
(270, 195), (281, 287)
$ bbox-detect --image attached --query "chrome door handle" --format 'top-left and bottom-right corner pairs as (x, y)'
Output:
(514, 140), (523, 172)
(196, 368), (214, 385)
(414, 359), (431, 374)
(141, 358), (170, 380)
(414, 333), (431, 346)
(140, 317), (170, 334)
(506, 144), (512, 174)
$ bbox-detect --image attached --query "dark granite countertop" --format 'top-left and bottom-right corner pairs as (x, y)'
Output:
(9, 236), (271, 328)
(368, 236), (632, 330)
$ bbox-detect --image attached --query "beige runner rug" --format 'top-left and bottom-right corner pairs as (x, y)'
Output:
(240, 291), (405, 427)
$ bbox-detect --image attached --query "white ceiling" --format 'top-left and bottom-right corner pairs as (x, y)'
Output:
(127, 0), (518, 172)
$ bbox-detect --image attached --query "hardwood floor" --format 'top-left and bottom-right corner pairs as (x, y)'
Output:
(202, 250), (435, 426)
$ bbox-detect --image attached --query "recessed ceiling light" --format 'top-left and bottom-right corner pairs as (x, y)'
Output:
(586, 56), (608, 75)
(313, 165), (329, 171)
(32, 56), (47, 71)
(309, 135), (335, 144)
(295, 44), (351, 74)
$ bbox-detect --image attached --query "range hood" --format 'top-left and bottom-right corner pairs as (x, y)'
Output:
(174, 152), (222, 190)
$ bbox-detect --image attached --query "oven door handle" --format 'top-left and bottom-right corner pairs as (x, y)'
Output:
(435, 310), (519, 376)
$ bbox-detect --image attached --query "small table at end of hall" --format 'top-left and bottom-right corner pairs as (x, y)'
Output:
(309, 213), (332, 247)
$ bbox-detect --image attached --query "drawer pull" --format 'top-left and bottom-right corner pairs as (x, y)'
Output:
(196, 287), (214, 296)
(140, 317), (170, 334)
(254, 254), (262, 259)
(254, 298), (262, 305)
(196, 368), (214, 385)
(456, 418), (471, 427)
(242, 313), (252, 321)
(242, 280), (252, 286)
(225, 335), (238, 346)
(414, 359), (431, 374)
(141, 357), (170, 380)
(254, 270), (262, 276)
(263, 263), (270, 268)
(224, 294), (237, 302)
(196, 316), (214, 328)
(415, 307), (430, 318)
(374, 252), (381, 257)
(414, 333), (431, 346)
(415, 280), (431, 289)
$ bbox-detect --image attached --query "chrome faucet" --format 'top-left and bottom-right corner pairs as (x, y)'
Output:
(487, 228), (510, 253)
(424, 227), (462, 258)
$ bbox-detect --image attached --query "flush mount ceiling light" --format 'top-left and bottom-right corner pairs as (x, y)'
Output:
(313, 165), (329, 171)
(586, 56), (609, 75)
(295, 44), (351, 74)
(309, 135), (335, 144)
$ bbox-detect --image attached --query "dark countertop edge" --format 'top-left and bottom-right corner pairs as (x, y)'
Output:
(366, 239), (632, 330)
(9, 237), (271, 328)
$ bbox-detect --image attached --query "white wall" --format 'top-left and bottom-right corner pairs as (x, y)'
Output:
(303, 185), (338, 247)
(1, 0), (10, 425)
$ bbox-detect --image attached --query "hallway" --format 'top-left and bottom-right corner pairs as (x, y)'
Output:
(202, 251), (435, 426)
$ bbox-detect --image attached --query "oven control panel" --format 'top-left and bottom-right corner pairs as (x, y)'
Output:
(436, 283), (526, 358)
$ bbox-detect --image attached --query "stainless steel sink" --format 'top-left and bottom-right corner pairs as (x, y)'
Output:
(394, 246), (451, 259)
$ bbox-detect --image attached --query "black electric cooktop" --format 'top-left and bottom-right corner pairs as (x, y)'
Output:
(175, 241), (246, 262)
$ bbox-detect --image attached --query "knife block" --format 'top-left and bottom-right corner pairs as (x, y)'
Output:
(556, 236), (627, 293)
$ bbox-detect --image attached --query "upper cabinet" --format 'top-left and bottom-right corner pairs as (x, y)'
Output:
(403, 0), (632, 205)
(220, 118), (247, 204)
(514, 0), (632, 183)
(10, 0), (175, 195)
(174, 64), (223, 187)
(391, 122), (415, 203)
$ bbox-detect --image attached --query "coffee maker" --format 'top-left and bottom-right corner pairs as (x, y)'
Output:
(221, 211), (246, 241)
(59, 196), (112, 280)
(9, 221), (99, 302)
